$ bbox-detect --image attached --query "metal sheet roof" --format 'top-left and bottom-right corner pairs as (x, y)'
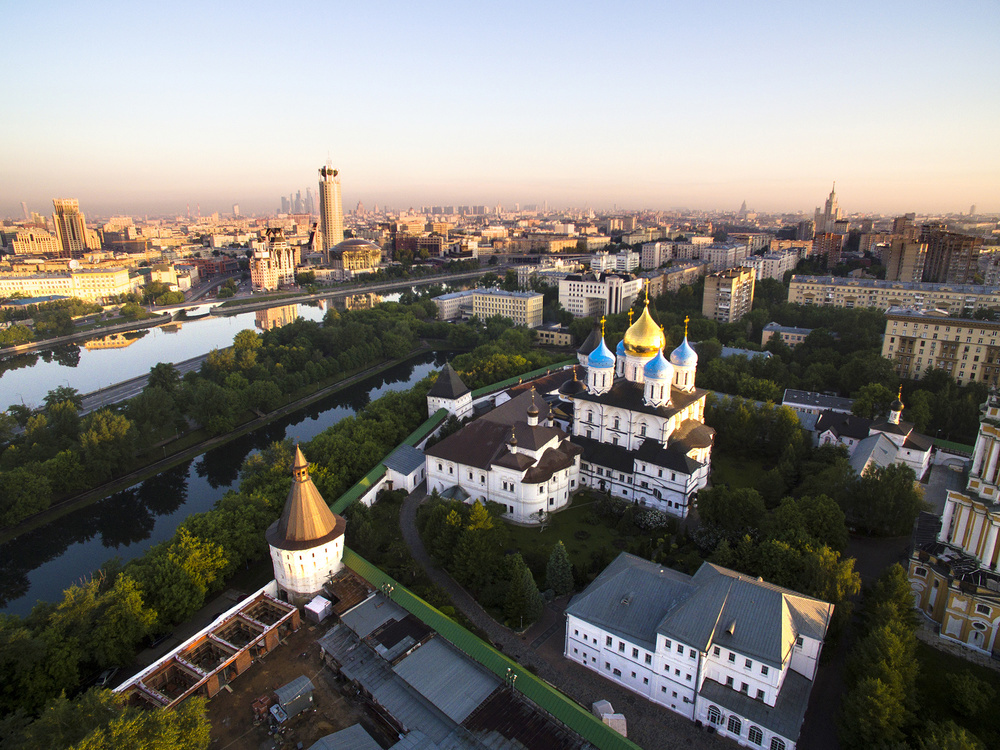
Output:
(309, 723), (382, 750)
(385, 445), (427, 477)
(393, 639), (501, 724)
(342, 595), (410, 639)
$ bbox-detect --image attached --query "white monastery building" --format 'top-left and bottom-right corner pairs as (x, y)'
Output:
(565, 553), (833, 750)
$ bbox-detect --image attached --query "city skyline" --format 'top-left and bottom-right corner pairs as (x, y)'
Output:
(2, 1), (998, 218)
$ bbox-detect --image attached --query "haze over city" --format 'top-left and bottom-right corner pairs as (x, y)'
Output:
(2, 0), (998, 217)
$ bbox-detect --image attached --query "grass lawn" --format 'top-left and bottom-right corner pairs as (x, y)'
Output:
(710, 452), (769, 490)
(504, 492), (622, 580)
(915, 641), (1000, 746)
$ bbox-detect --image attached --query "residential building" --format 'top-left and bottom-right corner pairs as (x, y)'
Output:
(641, 241), (669, 270)
(9, 229), (61, 256)
(615, 250), (639, 272)
(741, 251), (798, 282)
(661, 261), (710, 292)
(535, 324), (574, 347)
(318, 163), (344, 252)
(0, 267), (136, 303)
(761, 323), (813, 348)
(921, 226), (985, 284)
(702, 268), (755, 323)
(572, 310), (713, 517)
(883, 238), (927, 283)
(558, 273), (643, 318)
(813, 184), (841, 235)
(250, 228), (298, 291)
(590, 252), (617, 273)
(52, 198), (99, 258)
(471, 289), (544, 328)
(812, 233), (844, 266)
(788, 276), (1000, 315)
(883, 307), (1000, 386)
(702, 243), (751, 272)
(910, 390), (1000, 657)
(565, 552), (832, 750)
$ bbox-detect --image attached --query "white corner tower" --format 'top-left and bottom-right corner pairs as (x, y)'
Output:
(266, 446), (346, 605)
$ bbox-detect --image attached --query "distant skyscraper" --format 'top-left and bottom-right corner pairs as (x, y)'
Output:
(318, 163), (344, 251)
(20, 201), (29, 221)
(813, 183), (841, 234)
(306, 187), (315, 214)
(280, 196), (290, 214)
(232, 204), (240, 217)
(970, 204), (977, 217)
(51, 199), (90, 258)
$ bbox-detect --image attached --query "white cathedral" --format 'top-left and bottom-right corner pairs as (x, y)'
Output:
(424, 295), (714, 521)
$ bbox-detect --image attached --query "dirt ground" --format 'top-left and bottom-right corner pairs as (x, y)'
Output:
(206, 623), (390, 750)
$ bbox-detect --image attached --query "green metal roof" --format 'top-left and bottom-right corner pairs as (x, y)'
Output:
(470, 359), (577, 398)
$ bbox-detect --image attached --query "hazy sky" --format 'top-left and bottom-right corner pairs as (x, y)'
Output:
(2, 0), (998, 218)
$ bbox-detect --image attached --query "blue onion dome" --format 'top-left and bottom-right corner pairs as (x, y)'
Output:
(670, 316), (699, 368)
(670, 338), (698, 368)
(644, 348), (672, 380)
(616, 338), (626, 356)
(588, 337), (615, 369)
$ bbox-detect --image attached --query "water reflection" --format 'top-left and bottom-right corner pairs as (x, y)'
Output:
(0, 350), (446, 615)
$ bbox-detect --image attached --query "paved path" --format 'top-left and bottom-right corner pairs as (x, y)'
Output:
(399, 488), (728, 750)
(79, 353), (209, 414)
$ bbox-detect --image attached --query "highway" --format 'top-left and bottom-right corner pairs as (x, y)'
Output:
(78, 353), (209, 415)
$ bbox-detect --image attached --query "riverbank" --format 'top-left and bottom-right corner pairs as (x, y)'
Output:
(0, 345), (433, 543)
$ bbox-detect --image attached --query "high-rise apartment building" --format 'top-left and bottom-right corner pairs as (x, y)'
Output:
(702, 267), (755, 323)
(52, 199), (97, 258)
(812, 233), (845, 267)
(318, 164), (344, 252)
(921, 225), (984, 284)
(883, 238), (927, 283)
(883, 308), (1000, 386)
(250, 228), (298, 292)
(813, 184), (841, 235)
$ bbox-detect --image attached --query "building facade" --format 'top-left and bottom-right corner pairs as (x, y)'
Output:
(52, 198), (99, 258)
(471, 289), (544, 328)
(558, 273), (643, 318)
(702, 268), (756, 323)
(566, 553), (832, 750)
(250, 229), (298, 291)
(10, 229), (61, 256)
(882, 308), (1000, 386)
(0, 267), (136, 303)
(761, 323), (812, 348)
(329, 238), (381, 279)
(741, 251), (798, 282)
(788, 276), (1000, 315)
(883, 238), (926, 283)
(910, 391), (1000, 658)
(921, 226), (984, 285)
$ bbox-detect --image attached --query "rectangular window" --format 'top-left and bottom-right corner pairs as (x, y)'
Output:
(689, 648), (696, 659)
(745, 658), (752, 669)
(645, 654), (652, 665)
(677, 644), (683, 653)
(632, 648), (639, 658)
(619, 642), (625, 652)
(713, 646), (720, 657)
(728, 652), (736, 663)
(606, 636), (613, 646)
(757, 689), (765, 700)
(761, 665), (769, 676)
(613, 668), (621, 677)
(741, 682), (749, 694)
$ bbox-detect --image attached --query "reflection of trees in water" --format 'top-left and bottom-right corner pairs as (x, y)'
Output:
(0, 351), (442, 613)
(41, 345), (82, 368)
(0, 353), (39, 378)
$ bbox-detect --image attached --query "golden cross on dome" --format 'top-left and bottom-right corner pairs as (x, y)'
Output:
(644, 278), (650, 302)
(898, 385), (903, 400)
(628, 308), (633, 325)
(684, 315), (690, 337)
(600, 316), (606, 335)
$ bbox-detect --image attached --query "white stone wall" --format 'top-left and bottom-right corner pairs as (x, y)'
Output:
(270, 538), (344, 601)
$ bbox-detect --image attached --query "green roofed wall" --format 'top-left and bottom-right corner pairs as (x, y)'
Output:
(470, 359), (577, 399)
(344, 548), (640, 750)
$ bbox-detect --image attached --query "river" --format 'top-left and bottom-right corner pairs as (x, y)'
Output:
(0, 292), (415, 408)
(0, 348), (447, 616)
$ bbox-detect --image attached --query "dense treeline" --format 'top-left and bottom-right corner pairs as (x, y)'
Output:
(0, 296), (557, 527)
(0, 297), (105, 344)
(839, 565), (994, 749)
(417, 497), (544, 626)
(0, 381), (434, 742)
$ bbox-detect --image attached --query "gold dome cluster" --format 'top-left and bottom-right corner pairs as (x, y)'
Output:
(623, 302), (665, 356)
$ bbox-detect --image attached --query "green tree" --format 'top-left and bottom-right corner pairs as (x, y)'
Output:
(0, 324), (35, 346)
(849, 463), (926, 536)
(545, 540), (574, 595)
(44, 386), (83, 411)
(915, 721), (986, 750)
(851, 383), (896, 419)
(946, 672), (996, 718)
(838, 676), (907, 748)
(88, 574), (158, 667)
(0, 466), (52, 525)
(504, 554), (543, 626)
(146, 362), (181, 393)
(696, 486), (767, 538)
(79, 410), (135, 483)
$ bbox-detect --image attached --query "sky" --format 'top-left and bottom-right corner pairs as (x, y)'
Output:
(2, 0), (998, 218)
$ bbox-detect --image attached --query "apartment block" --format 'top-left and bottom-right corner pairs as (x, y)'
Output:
(883, 308), (1000, 386)
(0, 267), (136, 303)
(883, 238), (926, 283)
(788, 276), (1000, 316)
(741, 250), (799, 281)
(921, 226), (984, 284)
(471, 288), (543, 328)
(702, 267), (755, 323)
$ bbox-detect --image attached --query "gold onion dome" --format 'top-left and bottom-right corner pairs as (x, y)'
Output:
(623, 303), (665, 356)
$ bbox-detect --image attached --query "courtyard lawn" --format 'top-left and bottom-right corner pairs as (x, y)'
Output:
(915, 641), (1000, 746)
(709, 452), (769, 490)
(503, 491), (625, 586)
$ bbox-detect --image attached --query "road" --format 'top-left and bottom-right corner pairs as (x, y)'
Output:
(78, 353), (209, 415)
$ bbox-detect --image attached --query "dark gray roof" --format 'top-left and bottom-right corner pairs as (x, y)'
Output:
(310, 724), (382, 750)
(782, 389), (854, 412)
(849, 433), (897, 474)
(385, 444), (426, 476)
(274, 675), (314, 706)
(427, 363), (470, 399)
(699, 670), (813, 741)
(814, 410), (871, 440)
(569, 554), (833, 671)
(392, 639), (500, 724)
(577, 324), (604, 356)
(566, 554), (696, 651)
